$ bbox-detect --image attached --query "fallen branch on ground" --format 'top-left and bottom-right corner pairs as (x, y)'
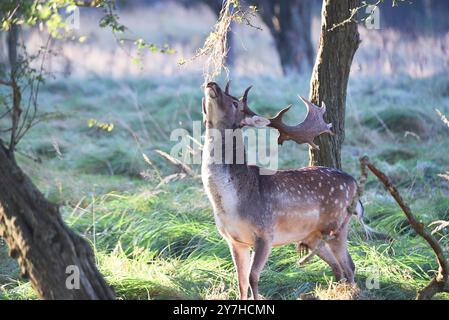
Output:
(154, 149), (196, 178)
(359, 156), (449, 300)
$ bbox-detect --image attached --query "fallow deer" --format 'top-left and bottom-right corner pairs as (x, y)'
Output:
(201, 81), (366, 300)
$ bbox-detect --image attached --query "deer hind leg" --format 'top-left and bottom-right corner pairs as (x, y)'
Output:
(327, 225), (355, 283)
(228, 242), (251, 300)
(314, 242), (345, 281)
(249, 237), (272, 300)
(347, 250), (355, 274)
(302, 234), (344, 281)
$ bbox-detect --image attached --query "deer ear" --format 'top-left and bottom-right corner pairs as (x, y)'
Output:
(241, 115), (270, 128)
(225, 80), (231, 94)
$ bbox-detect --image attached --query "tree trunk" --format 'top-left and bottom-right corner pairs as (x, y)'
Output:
(257, 0), (314, 75)
(308, 0), (360, 169)
(0, 143), (115, 299)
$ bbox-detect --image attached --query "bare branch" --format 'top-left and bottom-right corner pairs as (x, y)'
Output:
(15, 36), (53, 143)
(360, 156), (449, 300)
(0, 79), (13, 87)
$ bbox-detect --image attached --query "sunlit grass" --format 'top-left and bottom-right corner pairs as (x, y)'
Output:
(1, 73), (448, 300)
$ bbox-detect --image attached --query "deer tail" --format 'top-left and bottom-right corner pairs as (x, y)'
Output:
(355, 200), (392, 242)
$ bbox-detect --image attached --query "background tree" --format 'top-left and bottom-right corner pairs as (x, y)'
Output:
(0, 0), (116, 299)
(254, 0), (315, 75)
(308, 0), (360, 168)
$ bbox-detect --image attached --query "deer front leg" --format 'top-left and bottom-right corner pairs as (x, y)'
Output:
(249, 237), (272, 300)
(228, 242), (251, 300)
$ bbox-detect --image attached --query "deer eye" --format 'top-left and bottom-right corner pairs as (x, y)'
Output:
(232, 101), (238, 108)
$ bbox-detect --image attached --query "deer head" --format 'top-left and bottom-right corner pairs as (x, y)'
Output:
(240, 86), (333, 149)
(202, 81), (247, 130)
(202, 81), (270, 130)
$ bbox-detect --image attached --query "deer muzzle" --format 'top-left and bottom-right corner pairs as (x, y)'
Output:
(205, 82), (221, 99)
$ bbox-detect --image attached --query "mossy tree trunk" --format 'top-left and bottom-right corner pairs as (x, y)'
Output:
(308, 0), (360, 169)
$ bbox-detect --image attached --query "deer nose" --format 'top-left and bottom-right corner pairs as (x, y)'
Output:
(205, 82), (221, 98)
(206, 82), (220, 92)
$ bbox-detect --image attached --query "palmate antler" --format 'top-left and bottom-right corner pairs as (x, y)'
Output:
(241, 86), (333, 149)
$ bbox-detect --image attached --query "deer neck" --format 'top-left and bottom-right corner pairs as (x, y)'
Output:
(202, 126), (248, 168)
(202, 127), (260, 215)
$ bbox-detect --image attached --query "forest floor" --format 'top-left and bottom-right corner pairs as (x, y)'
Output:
(1, 73), (449, 300)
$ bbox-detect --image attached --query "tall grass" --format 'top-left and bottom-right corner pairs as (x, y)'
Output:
(1, 72), (449, 300)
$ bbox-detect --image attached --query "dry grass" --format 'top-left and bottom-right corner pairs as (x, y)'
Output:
(183, 1), (259, 85)
(180, 0), (234, 85)
(313, 281), (362, 300)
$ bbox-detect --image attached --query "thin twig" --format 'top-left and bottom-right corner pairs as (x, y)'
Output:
(16, 36), (53, 143)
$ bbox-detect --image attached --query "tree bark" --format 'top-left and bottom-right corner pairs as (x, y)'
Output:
(308, 0), (360, 169)
(0, 144), (115, 299)
(257, 0), (314, 75)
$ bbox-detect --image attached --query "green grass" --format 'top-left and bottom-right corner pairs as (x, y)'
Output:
(1, 73), (449, 300)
